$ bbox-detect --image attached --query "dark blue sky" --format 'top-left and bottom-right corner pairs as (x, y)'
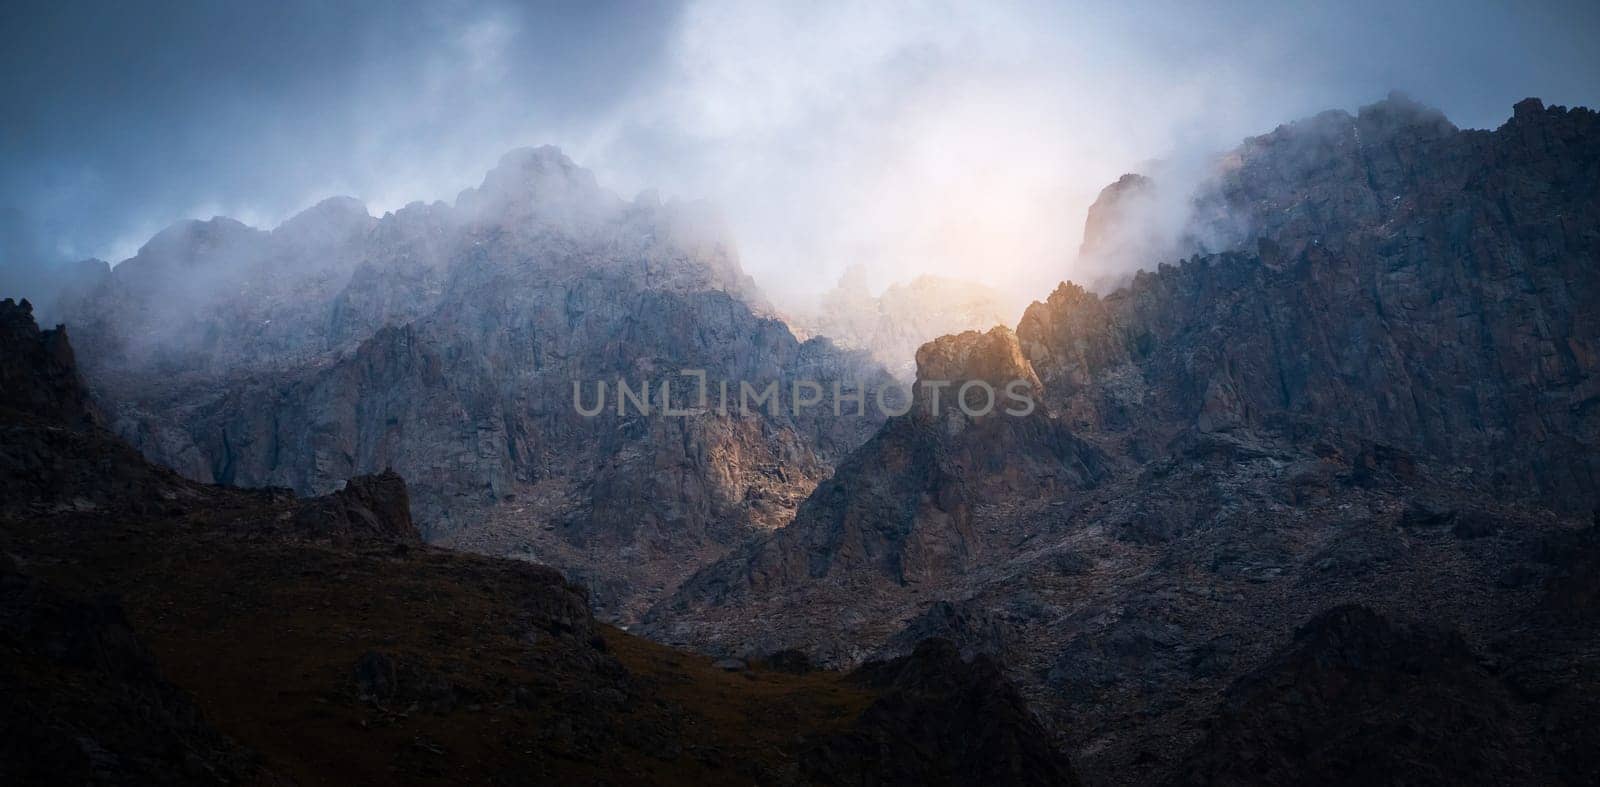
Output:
(1, 0), (679, 268)
(4, 0), (1598, 302)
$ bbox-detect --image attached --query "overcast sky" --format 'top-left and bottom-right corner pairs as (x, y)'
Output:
(4, 0), (1597, 307)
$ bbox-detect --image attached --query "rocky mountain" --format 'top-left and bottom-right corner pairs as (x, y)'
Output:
(1029, 93), (1600, 504)
(14, 91), (1599, 784)
(1, 297), (98, 429)
(649, 95), (1600, 783)
(798, 266), (1015, 378)
(0, 296), (1078, 784)
(54, 148), (893, 620)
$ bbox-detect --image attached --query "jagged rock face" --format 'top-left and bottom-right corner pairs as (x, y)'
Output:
(1193, 92), (1461, 256)
(1079, 174), (1155, 262)
(651, 97), (1600, 782)
(1074, 173), (1178, 292)
(57, 148), (890, 621)
(674, 327), (1097, 592)
(0, 298), (97, 428)
(63, 149), (771, 381)
(291, 469), (421, 545)
(762, 327), (1101, 588)
(0, 298), (200, 516)
(115, 274), (886, 618)
(68, 203), (376, 377)
(801, 267), (1015, 378)
(1021, 95), (1600, 507)
(912, 325), (1042, 400)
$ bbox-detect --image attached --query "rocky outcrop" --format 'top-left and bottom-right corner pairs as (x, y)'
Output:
(0, 333), (267, 787)
(0, 298), (97, 428)
(1074, 173), (1173, 291)
(0, 298), (197, 516)
(770, 326), (1101, 587)
(649, 325), (1105, 657)
(292, 469), (421, 545)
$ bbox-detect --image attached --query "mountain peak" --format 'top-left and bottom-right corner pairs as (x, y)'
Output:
(456, 145), (616, 219)
(289, 195), (370, 222)
(133, 216), (265, 264)
(479, 146), (596, 192)
(1079, 172), (1155, 261)
(275, 196), (375, 245)
(495, 144), (576, 170)
(1354, 90), (1456, 138)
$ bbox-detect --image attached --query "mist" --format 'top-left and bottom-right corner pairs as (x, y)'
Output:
(4, 0), (1598, 315)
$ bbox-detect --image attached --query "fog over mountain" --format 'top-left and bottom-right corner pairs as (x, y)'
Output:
(4, 0), (1598, 311)
(794, 267), (1016, 379)
(6, 3), (1600, 785)
(43, 145), (900, 623)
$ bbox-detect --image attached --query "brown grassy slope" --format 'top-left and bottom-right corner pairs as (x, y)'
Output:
(3, 500), (875, 785)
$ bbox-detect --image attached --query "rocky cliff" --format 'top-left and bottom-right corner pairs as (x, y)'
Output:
(650, 95), (1600, 783)
(1023, 93), (1600, 505)
(0, 298), (98, 428)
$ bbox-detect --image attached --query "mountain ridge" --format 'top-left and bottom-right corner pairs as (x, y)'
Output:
(53, 148), (894, 620)
(648, 95), (1600, 783)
